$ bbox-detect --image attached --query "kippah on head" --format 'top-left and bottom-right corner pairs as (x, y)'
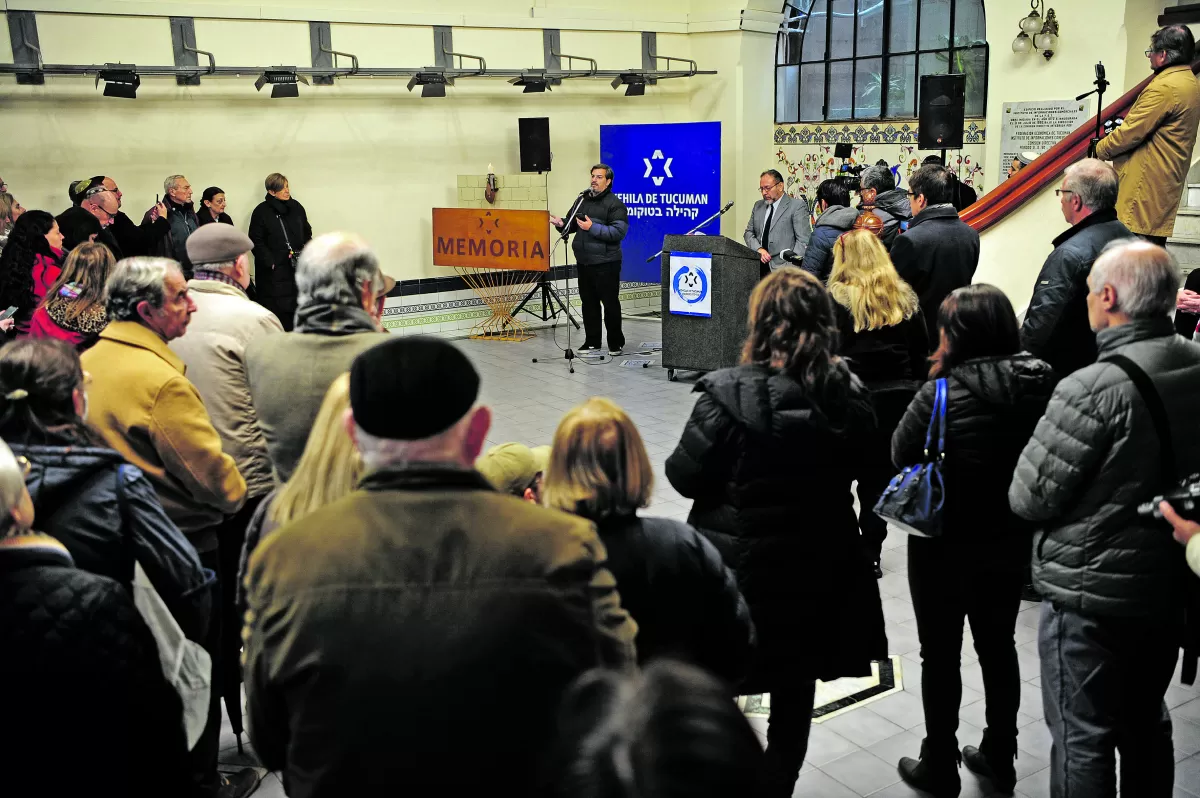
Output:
(350, 336), (480, 440)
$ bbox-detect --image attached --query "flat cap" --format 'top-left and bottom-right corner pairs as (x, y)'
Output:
(350, 336), (480, 440)
(187, 223), (254, 266)
(476, 443), (550, 495)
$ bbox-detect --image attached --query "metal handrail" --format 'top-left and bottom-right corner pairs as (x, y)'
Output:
(182, 45), (216, 75)
(551, 50), (599, 76)
(652, 54), (699, 75)
(442, 49), (486, 75)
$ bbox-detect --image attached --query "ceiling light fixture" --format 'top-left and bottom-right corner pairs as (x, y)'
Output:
(254, 68), (308, 98)
(407, 70), (449, 98)
(611, 73), (647, 97)
(97, 64), (140, 99)
(509, 72), (551, 93)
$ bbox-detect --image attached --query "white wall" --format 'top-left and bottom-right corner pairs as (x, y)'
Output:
(1, 5), (774, 284)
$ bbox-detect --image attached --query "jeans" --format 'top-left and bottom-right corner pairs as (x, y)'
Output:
(190, 544), (224, 798)
(908, 537), (1023, 755)
(1039, 601), (1180, 798)
(763, 679), (817, 797)
(576, 261), (624, 350)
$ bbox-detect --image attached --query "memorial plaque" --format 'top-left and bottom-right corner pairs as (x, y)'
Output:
(999, 100), (1090, 176)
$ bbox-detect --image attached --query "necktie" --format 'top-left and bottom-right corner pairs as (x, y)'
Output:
(762, 203), (775, 253)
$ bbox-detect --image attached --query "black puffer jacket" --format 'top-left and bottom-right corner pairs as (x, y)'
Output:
(665, 364), (886, 689)
(249, 194), (313, 299)
(1020, 209), (1131, 378)
(889, 205), (980, 340)
(892, 354), (1057, 568)
(16, 443), (213, 641)
(0, 534), (189, 797)
(568, 188), (628, 266)
(593, 513), (755, 688)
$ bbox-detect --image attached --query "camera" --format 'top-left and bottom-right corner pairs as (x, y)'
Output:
(1137, 473), (1200, 522)
(834, 163), (866, 191)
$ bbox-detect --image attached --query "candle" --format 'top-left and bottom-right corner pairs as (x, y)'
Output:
(487, 163), (494, 173)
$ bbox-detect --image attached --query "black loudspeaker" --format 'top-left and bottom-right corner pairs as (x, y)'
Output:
(918, 74), (966, 150)
(519, 117), (551, 172)
(833, 142), (853, 159)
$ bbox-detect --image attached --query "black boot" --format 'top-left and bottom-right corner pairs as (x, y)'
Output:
(962, 729), (1018, 793)
(898, 740), (961, 797)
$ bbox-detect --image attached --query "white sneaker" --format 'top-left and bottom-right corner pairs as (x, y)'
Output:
(608, 347), (623, 356)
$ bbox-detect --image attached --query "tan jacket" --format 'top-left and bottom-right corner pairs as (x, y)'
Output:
(169, 279), (284, 499)
(243, 465), (637, 795)
(1095, 65), (1200, 238)
(82, 321), (246, 550)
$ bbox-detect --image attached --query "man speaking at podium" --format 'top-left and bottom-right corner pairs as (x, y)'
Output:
(551, 164), (629, 356)
(744, 170), (811, 277)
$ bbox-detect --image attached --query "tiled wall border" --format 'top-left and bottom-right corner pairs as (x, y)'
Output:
(774, 119), (985, 146)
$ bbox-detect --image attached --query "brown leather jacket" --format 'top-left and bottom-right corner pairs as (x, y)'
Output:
(242, 464), (637, 797)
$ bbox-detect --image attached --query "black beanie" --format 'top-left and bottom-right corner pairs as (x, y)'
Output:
(349, 336), (480, 440)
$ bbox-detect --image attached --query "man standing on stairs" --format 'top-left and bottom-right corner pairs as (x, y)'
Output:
(1095, 25), (1200, 247)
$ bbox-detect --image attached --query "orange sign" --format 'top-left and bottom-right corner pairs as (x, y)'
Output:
(432, 207), (550, 271)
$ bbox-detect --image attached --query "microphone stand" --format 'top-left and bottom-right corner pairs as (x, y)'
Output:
(552, 190), (590, 374)
(646, 201), (735, 263)
(1076, 61), (1109, 158)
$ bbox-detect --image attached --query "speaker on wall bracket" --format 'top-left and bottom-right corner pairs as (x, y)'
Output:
(917, 74), (966, 151)
(519, 117), (551, 173)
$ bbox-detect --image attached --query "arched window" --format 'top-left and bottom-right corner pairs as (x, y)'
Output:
(775, 0), (988, 123)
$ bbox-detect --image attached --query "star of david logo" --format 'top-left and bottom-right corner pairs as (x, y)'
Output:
(643, 149), (674, 187)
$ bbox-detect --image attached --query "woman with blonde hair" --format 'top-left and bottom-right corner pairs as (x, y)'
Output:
(666, 267), (885, 797)
(237, 372), (361, 601)
(29, 241), (114, 349)
(544, 397), (753, 687)
(0, 192), (24, 258)
(828, 228), (930, 574)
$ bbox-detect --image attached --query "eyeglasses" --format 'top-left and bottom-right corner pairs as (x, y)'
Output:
(1054, 189), (1076, 197)
(759, 182), (782, 193)
(1146, 49), (1159, 57)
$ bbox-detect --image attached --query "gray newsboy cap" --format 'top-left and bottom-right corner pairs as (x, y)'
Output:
(186, 223), (253, 265)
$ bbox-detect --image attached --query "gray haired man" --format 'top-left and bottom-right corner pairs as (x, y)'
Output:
(1021, 159), (1131, 377)
(744, 169), (811, 275)
(1010, 240), (1200, 797)
(856, 164), (911, 248)
(141, 175), (200, 276)
(82, 256), (255, 798)
(245, 231), (394, 482)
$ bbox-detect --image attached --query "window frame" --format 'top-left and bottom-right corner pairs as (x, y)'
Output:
(775, 0), (989, 124)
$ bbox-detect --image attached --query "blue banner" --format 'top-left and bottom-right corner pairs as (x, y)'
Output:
(600, 121), (721, 284)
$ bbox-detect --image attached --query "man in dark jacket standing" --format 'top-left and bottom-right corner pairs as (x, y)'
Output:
(1021, 159), (1130, 377)
(1010, 240), (1200, 797)
(243, 336), (637, 798)
(69, 176), (170, 258)
(139, 175), (200, 278)
(889, 164), (980, 339)
(857, 165), (911, 249)
(249, 172), (312, 331)
(550, 164), (628, 355)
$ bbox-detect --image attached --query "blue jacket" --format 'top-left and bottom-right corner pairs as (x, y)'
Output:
(801, 206), (858, 281)
(16, 443), (213, 641)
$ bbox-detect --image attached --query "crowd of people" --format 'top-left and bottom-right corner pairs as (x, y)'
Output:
(2, 25), (1200, 798)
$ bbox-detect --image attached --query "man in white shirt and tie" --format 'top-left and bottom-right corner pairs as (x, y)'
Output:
(744, 169), (812, 277)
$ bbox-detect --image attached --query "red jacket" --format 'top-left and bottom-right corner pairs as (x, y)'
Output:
(28, 306), (86, 348)
(14, 249), (64, 337)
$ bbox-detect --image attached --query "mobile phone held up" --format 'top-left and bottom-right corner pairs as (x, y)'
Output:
(0, 306), (18, 321)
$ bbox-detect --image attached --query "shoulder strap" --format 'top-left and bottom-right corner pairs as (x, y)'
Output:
(1105, 354), (1177, 485)
(923, 378), (947, 460)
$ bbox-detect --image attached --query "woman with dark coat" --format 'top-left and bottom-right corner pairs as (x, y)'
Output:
(800, 178), (858, 282)
(0, 211), (66, 337)
(543, 396), (755, 689)
(666, 266), (886, 797)
(198, 186), (233, 226)
(248, 172), (312, 331)
(829, 229), (930, 573)
(891, 284), (1057, 796)
(0, 438), (190, 797)
(0, 338), (213, 642)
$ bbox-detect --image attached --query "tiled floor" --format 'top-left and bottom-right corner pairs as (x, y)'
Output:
(220, 317), (1200, 797)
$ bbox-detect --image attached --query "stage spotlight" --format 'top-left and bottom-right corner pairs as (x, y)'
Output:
(509, 73), (551, 93)
(97, 66), (140, 99)
(407, 71), (448, 98)
(254, 69), (308, 98)
(610, 73), (647, 97)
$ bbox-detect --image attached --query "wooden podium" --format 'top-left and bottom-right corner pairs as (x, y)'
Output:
(660, 235), (762, 380)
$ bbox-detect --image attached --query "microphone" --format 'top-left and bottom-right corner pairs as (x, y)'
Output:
(720, 201), (734, 213)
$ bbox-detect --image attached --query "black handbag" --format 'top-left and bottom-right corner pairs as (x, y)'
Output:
(873, 377), (947, 538)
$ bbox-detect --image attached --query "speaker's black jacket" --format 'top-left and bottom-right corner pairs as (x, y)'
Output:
(568, 188), (628, 266)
